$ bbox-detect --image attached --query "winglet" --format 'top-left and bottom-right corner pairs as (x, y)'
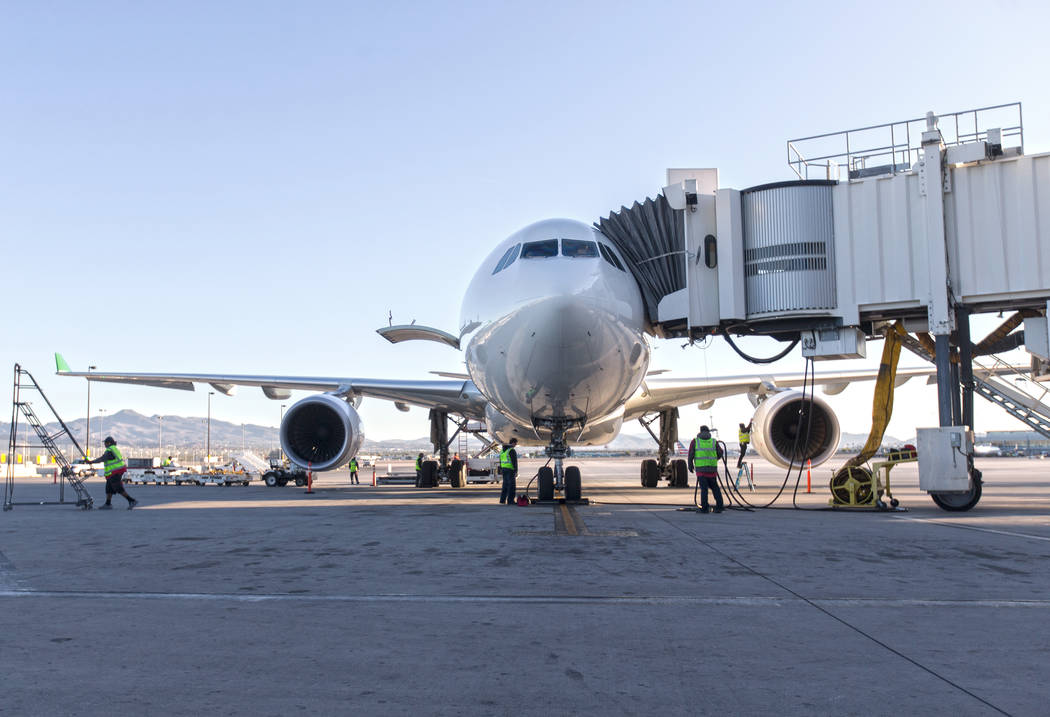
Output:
(55, 352), (72, 374)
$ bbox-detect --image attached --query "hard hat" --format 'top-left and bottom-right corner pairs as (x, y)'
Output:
(104, 436), (116, 445)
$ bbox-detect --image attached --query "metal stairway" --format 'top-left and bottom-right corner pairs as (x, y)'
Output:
(898, 332), (1050, 439)
(972, 357), (1050, 438)
(4, 364), (93, 511)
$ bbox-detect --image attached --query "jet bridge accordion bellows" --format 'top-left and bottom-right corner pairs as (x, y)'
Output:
(595, 193), (685, 325)
(740, 180), (837, 317)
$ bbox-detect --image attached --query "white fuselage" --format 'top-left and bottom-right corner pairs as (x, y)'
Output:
(459, 219), (650, 445)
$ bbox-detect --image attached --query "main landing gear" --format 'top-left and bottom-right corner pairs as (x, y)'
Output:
(638, 409), (690, 488)
(535, 420), (583, 502)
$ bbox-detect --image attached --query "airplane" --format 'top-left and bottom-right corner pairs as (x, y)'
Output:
(973, 444), (1002, 457)
(57, 217), (938, 499)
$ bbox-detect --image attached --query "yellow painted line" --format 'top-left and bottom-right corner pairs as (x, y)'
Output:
(559, 503), (578, 536)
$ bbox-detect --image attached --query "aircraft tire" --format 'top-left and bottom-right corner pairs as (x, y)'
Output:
(421, 460), (438, 487)
(672, 459), (689, 488)
(449, 460), (465, 488)
(640, 459), (659, 488)
(538, 467), (555, 501)
(565, 466), (582, 501)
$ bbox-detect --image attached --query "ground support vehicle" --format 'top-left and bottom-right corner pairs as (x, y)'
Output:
(262, 459), (309, 487)
(193, 472), (252, 487)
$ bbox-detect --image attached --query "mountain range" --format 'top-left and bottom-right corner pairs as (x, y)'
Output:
(1, 409), (910, 459)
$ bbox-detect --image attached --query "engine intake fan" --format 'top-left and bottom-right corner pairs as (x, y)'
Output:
(280, 394), (364, 471)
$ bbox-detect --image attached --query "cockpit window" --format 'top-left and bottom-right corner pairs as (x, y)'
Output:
(492, 243), (520, 274)
(599, 243), (626, 271)
(521, 239), (559, 259)
(561, 239), (598, 258)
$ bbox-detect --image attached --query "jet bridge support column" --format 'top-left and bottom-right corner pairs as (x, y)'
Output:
(919, 113), (981, 510)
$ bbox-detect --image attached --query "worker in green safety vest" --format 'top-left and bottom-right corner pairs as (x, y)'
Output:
(687, 425), (724, 513)
(415, 453), (425, 486)
(84, 436), (138, 510)
(737, 420), (753, 468)
(498, 438), (518, 505)
(349, 457), (359, 484)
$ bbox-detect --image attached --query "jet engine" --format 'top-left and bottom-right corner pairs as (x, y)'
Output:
(280, 394), (364, 471)
(748, 391), (840, 470)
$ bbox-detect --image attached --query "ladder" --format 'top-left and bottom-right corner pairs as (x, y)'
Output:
(4, 364), (93, 510)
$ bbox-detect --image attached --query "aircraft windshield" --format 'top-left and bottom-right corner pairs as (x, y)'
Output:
(598, 243), (626, 271)
(492, 243), (521, 274)
(562, 239), (598, 258)
(521, 239), (559, 258)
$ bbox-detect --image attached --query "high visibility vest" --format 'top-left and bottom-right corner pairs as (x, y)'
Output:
(693, 436), (717, 470)
(349, 459), (358, 472)
(739, 430), (750, 444)
(499, 448), (514, 470)
(415, 457), (423, 471)
(103, 445), (127, 476)
(162, 458), (171, 466)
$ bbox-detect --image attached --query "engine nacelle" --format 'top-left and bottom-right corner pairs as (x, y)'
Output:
(749, 390), (840, 470)
(280, 394), (364, 471)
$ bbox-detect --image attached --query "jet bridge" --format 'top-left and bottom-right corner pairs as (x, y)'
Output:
(598, 102), (1050, 509)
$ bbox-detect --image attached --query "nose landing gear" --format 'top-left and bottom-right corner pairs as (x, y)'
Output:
(535, 419), (584, 502)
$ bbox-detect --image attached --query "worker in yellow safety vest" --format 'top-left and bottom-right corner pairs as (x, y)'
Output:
(84, 436), (138, 510)
(687, 426), (724, 513)
(349, 457), (359, 485)
(498, 438), (518, 505)
(737, 420), (753, 468)
(415, 453), (425, 486)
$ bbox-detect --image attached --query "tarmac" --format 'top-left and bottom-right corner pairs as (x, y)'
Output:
(2, 456), (1048, 716)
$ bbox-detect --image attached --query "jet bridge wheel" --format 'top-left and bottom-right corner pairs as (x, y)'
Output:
(640, 459), (659, 488)
(564, 466), (582, 501)
(931, 480), (982, 512)
(537, 467), (555, 501)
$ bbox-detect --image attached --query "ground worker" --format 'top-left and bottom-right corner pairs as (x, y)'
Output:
(688, 425), (724, 513)
(84, 436), (138, 510)
(349, 456), (359, 484)
(498, 438), (518, 505)
(737, 420), (753, 468)
(415, 452), (425, 486)
(162, 456), (172, 467)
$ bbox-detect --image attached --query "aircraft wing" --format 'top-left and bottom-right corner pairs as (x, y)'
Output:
(54, 354), (488, 418)
(622, 366), (943, 421)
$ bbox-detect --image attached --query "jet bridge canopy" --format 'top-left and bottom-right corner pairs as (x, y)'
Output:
(595, 193), (685, 327)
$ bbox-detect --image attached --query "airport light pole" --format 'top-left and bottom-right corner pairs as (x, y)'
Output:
(85, 365), (96, 457)
(157, 415), (163, 455)
(241, 423), (245, 453)
(98, 408), (106, 456)
(207, 391), (214, 468)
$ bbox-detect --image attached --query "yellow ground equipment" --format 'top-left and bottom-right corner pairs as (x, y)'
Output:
(828, 448), (913, 509)
(829, 322), (908, 509)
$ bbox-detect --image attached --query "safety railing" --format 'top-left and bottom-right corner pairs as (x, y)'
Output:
(787, 102), (1023, 181)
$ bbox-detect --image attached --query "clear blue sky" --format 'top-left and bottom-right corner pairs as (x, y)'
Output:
(4, 1), (1049, 440)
